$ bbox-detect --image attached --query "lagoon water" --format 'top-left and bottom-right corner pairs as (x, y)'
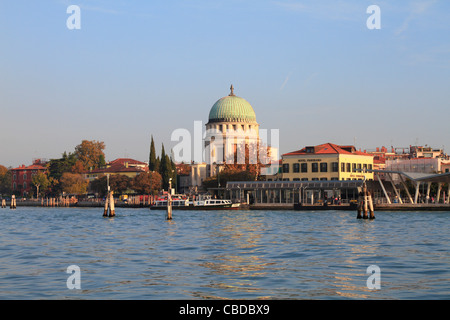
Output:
(0, 207), (449, 299)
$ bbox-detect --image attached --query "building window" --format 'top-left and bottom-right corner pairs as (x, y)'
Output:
(346, 163), (351, 172)
(13, 174), (16, 181)
(13, 182), (16, 190)
(312, 178), (319, 181)
(331, 177), (339, 180)
(23, 173), (27, 180)
(293, 163), (300, 173)
(369, 164), (373, 170)
(331, 162), (338, 172)
(446, 169), (449, 173)
(363, 164), (367, 171)
(312, 163), (318, 172)
(320, 178), (327, 181)
(283, 163), (290, 173)
(341, 163), (346, 172)
(301, 163), (307, 173)
(320, 163), (328, 172)
(357, 164), (362, 171)
(23, 182), (27, 189)
(352, 163), (356, 172)
(301, 178), (308, 181)
(293, 178), (300, 181)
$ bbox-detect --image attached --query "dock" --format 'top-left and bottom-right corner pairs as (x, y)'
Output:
(374, 203), (450, 211)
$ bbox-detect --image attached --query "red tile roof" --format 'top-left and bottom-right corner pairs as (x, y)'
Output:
(87, 158), (148, 174)
(108, 158), (147, 166)
(283, 143), (373, 157)
(11, 164), (47, 171)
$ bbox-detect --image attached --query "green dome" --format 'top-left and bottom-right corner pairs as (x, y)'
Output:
(208, 86), (256, 123)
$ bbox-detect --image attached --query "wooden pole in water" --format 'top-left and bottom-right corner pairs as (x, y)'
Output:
(103, 192), (109, 217)
(1, 199), (6, 208)
(167, 178), (173, 220)
(363, 183), (368, 219)
(368, 191), (375, 219)
(109, 191), (115, 217)
(357, 192), (363, 219)
(10, 195), (16, 209)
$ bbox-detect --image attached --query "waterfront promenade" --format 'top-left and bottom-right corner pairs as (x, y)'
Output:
(3, 199), (450, 211)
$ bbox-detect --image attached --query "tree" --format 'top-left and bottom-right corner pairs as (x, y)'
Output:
(0, 165), (12, 195)
(89, 174), (107, 197)
(149, 135), (157, 171)
(32, 172), (50, 199)
(132, 172), (162, 195)
(60, 173), (89, 195)
(109, 174), (132, 195)
(74, 140), (106, 171)
(159, 144), (174, 190)
(47, 152), (77, 196)
(71, 160), (86, 174)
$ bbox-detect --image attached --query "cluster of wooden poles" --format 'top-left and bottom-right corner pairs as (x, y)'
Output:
(103, 191), (115, 217)
(42, 197), (73, 207)
(1, 195), (16, 209)
(357, 183), (375, 219)
(126, 195), (157, 206)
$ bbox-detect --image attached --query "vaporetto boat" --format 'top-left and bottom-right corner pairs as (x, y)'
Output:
(150, 195), (240, 210)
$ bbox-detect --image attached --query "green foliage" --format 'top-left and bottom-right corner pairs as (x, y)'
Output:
(158, 144), (176, 191)
(149, 135), (157, 171)
(47, 152), (77, 195)
(31, 172), (50, 198)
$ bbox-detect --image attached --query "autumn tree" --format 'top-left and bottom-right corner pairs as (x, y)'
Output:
(202, 168), (256, 190)
(32, 172), (50, 198)
(74, 140), (106, 171)
(109, 175), (132, 195)
(132, 171), (162, 195)
(0, 165), (12, 195)
(60, 172), (89, 195)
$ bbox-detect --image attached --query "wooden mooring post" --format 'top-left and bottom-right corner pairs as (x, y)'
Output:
(103, 174), (115, 217)
(357, 182), (375, 219)
(1, 199), (6, 208)
(103, 191), (115, 217)
(10, 195), (16, 209)
(166, 178), (173, 220)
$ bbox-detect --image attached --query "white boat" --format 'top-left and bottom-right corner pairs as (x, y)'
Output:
(150, 195), (240, 210)
(191, 198), (241, 209)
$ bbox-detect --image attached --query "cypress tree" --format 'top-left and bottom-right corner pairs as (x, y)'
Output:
(160, 144), (172, 191)
(149, 135), (157, 171)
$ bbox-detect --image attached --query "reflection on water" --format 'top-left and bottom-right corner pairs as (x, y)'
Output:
(0, 207), (449, 299)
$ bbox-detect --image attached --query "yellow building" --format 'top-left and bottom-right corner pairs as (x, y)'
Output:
(281, 143), (374, 181)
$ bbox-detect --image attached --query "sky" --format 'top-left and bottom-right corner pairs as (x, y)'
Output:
(1, 0), (449, 168)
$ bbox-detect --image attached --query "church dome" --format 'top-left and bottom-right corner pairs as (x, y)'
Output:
(208, 85), (257, 123)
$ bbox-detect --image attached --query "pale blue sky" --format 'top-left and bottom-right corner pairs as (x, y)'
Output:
(1, 0), (449, 167)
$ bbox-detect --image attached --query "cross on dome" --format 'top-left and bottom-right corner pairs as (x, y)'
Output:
(229, 84), (235, 96)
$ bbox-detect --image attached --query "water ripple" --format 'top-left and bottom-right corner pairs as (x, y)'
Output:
(0, 207), (449, 299)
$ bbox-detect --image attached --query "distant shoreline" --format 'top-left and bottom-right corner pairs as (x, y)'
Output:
(2, 200), (450, 211)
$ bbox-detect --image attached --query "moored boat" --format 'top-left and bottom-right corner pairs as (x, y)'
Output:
(149, 195), (240, 210)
